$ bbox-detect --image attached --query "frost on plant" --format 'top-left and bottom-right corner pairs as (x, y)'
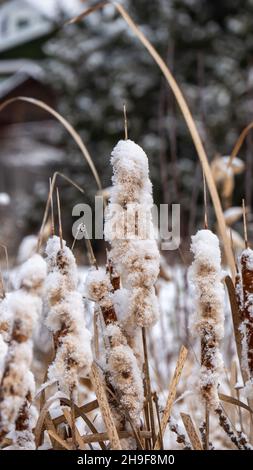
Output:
(104, 140), (160, 348)
(240, 247), (253, 397)
(44, 236), (92, 397)
(86, 267), (144, 428)
(189, 229), (225, 409)
(105, 323), (144, 427)
(0, 254), (46, 443)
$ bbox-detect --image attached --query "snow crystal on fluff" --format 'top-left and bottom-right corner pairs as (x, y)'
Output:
(189, 229), (225, 409)
(25, 370), (36, 399)
(6, 429), (36, 450)
(7, 291), (42, 340)
(46, 291), (88, 335)
(129, 287), (159, 327)
(47, 322), (92, 394)
(45, 271), (75, 307)
(106, 323), (127, 346)
(241, 247), (253, 271)
(105, 323), (144, 426)
(110, 140), (151, 204)
(110, 240), (160, 289)
(104, 203), (155, 241)
(6, 394), (37, 450)
(190, 229), (222, 271)
(86, 268), (112, 302)
(15, 254), (47, 292)
(0, 295), (13, 341)
(45, 235), (65, 265)
(112, 288), (129, 323)
(45, 236), (78, 286)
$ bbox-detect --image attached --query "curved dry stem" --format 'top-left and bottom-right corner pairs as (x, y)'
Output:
(228, 121), (253, 167)
(67, 1), (235, 278)
(0, 96), (102, 190)
(37, 171), (84, 252)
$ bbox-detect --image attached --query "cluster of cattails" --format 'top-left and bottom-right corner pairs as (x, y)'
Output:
(44, 235), (92, 399)
(189, 228), (253, 449)
(0, 137), (162, 450)
(0, 254), (47, 448)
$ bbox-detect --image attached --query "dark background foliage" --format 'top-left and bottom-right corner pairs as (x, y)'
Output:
(0, 0), (252, 255)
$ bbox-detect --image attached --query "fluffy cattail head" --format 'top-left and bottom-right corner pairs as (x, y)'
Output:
(110, 139), (152, 206)
(239, 247), (253, 395)
(44, 237), (92, 396)
(45, 236), (78, 281)
(7, 291), (42, 343)
(45, 236), (78, 305)
(0, 296), (13, 342)
(104, 139), (160, 331)
(15, 254), (47, 293)
(105, 323), (144, 426)
(189, 229), (225, 409)
(86, 268), (112, 304)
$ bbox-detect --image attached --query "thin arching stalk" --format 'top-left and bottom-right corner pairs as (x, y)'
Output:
(0, 97), (102, 190)
(37, 171), (84, 252)
(67, 1), (235, 278)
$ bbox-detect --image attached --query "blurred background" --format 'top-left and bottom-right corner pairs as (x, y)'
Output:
(0, 0), (252, 260)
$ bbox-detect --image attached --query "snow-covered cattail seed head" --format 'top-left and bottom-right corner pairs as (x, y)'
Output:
(15, 254), (47, 293)
(189, 229), (225, 409)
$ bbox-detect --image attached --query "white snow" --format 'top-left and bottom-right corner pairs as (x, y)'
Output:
(85, 267), (112, 303)
(241, 247), (253, 271)
(15, 254), (47, 292)
(0, 193), (10, 206)
(17, 235), (37, 264)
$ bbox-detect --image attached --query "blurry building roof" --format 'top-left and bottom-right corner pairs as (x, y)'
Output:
(0, 121), (64, 166)
(0, 58), (42, 75)
(0, 59), (44, 99)
(0, 0), (55, 53)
